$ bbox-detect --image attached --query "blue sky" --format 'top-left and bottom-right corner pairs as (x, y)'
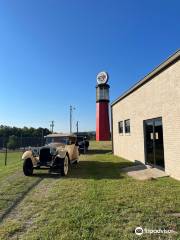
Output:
(0, 0), (179, 132)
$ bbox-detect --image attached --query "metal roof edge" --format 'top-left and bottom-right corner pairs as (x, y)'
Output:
(111, 49), (180, 107)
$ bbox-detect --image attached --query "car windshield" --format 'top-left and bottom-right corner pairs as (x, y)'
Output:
(45, 137), (69, 145)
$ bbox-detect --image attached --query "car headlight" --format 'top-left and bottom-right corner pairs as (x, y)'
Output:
(32, 148), (39, 156)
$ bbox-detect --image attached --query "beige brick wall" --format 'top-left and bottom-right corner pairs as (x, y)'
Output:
(112, 60), (180, 180)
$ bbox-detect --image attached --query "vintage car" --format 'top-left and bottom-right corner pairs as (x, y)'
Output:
(76, 135), (89, 153)
(22, 133), (79, 176)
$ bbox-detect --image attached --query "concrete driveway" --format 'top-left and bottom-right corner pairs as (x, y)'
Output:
(121, 164), (169, 180)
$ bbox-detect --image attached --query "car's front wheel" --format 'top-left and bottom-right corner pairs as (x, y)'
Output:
(23, 158), (33, 176)
(60, 155), (69, 176)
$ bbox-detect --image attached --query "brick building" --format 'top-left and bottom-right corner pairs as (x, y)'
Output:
(111, 50), (180, 180)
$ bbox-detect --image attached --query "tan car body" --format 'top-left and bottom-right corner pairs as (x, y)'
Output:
(22, 133), (79, 170)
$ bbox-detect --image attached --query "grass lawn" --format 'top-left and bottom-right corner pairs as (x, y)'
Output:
(0, 141), (179, 240)
(0, 151), (22, 180)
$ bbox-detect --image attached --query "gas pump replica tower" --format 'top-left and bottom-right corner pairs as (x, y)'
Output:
(96, 71), (110, 141)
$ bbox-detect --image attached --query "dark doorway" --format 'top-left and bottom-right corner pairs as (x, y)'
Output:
(144, 117), (165, 168)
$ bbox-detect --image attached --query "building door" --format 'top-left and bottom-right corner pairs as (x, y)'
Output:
(144, 117), (165, 168)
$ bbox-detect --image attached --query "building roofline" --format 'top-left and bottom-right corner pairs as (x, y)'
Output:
(111, 50), (180, 107)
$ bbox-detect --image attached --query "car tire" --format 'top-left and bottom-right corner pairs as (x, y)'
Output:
(23, 158), (33, 176)
(73, 159), (79, 165)
(60, 155), (69, 176)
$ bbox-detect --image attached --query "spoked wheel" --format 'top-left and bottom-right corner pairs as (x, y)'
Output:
(60, 155), (69, 176)
(23, 159), (33, 176)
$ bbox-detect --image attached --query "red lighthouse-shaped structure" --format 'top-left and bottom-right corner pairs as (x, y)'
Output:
(96, 71), (110, 141)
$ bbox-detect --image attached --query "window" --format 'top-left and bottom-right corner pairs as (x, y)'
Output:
(118, 121), (123, 134)
(96, 87), (109, 101)
(125, 119), (130, 134)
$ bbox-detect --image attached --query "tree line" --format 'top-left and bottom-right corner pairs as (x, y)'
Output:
(0, 126), (97, 149)
(0, 125), (51, 149)
(0, 125), (51, 138)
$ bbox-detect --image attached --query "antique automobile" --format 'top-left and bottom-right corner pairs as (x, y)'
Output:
(76, 135), (89, 153)
(22, 133), (79, 176)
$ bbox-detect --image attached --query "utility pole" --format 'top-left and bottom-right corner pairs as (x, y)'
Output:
(41, 128), (44, 146)
(20, 133), (23, 149)
(5, 145), (7, 166)
(70, 105), (75, 134)
(50, 121), (55, 133)
(76, 121), (79, 135)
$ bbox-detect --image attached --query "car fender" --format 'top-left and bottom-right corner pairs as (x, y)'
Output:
(22, 150), (33, 160)
(56, 150), (67, 159)
(22, 151), (38, 165)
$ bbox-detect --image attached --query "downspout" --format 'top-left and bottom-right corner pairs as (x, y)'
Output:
(110, 105), (114, 154)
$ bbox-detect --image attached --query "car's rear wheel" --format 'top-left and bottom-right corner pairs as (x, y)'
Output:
(23, 158), (33, 176)
(60, 155), (69, 176)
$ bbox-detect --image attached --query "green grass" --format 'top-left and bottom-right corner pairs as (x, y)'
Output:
(0, 152), (22, 180)
(0, 151), (43, 224)
(0, 142), (179, 240)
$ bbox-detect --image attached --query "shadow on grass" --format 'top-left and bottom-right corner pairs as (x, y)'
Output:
(87, 149), (112, 155)
(26, 148), (134, 180)
(32, 172), (61, 178)
(69, 160), (134, 180)
(0, 172), (61, 222)
(30, 160), (134, 180)
(0, 177), (43, 222)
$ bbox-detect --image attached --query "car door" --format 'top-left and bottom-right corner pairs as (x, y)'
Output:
(65, 137), (78, 160)
(71, 137), (79, 160)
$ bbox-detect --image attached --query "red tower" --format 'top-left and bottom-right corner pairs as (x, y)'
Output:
(96, 72), (110, 141)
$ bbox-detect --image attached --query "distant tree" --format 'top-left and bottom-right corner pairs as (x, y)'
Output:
(7, 135), (19, 150)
